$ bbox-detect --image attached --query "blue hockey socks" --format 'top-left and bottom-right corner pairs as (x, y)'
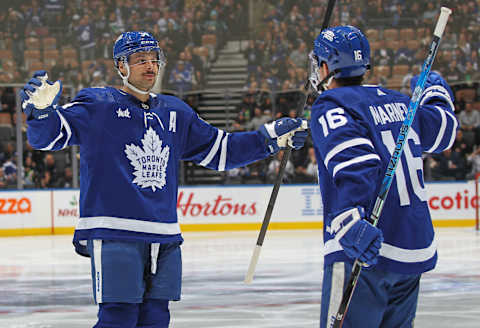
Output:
(137, 299), (170, 328)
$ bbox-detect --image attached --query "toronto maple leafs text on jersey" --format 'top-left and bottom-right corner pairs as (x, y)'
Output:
(26, 87), (271, 244)
(310, 85), (457, 275)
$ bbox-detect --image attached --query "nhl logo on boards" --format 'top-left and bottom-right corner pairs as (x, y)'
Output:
(124, 127), (170, 191)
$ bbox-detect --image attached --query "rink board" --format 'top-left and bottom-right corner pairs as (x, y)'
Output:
(0, 182), (476, 236)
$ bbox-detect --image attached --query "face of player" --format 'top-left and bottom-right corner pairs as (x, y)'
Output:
(121, 51), (159, 91)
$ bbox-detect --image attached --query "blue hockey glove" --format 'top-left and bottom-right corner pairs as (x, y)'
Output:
(328, 206), (383, 266)
(20, 70), (62, 120)
(410, 71), (454, 107)
(259, 118), (309, 154)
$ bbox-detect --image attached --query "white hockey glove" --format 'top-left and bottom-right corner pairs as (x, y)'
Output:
(259, 118), (309, 154)
(328, 206), (383, 266)
(20, 70), (62, 120)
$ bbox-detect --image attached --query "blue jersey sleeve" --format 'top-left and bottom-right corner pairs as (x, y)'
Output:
(181, 111), (270, 171)
(26, 88), (97, 151)
(415, 85), (458, 153)
(311, 99), (382, 211)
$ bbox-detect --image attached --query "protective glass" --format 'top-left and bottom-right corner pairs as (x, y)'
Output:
(308, 51), (321, 92)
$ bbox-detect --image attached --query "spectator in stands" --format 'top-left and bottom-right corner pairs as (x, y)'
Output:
(57, 167), (74, 188)
(400, 65), (421, 95)
(374, 39), (394, 67)
(75, 15), (95, 62)
(394, 39), (413, 66)
(0, 87), (16, 114)
(464, 61), (480, 83)
(232, 108), (248, 132)
(91, 71), (106, 87)
(2, 156), (17, 187)
(6, 8), (25, 68)
(267, 150), (294, 183)
(466, 146), (480, 180)
(430, 148), (466, 181)
(42, 153), (59, 186)
(23, 155), (36, 188)
(243, 160), (267, 184)
(289, 41), (308, 69)
(168, 60), (194, 92)
(244, 40), (261, 74)
(184, 47), (204, 88)
(458, 101), (480, 145)
(0, 168), (6, 188)
(423, 3), (438, 26)
(453, 129), (474, 158)
(444, 59), (462, 83)
(245, 107), (271, 131)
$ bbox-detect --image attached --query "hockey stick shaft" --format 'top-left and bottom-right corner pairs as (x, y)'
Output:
(244, 0), (337, 284)
(331, 7), (452, 328)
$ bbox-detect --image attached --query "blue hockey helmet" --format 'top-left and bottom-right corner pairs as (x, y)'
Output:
(113, 31), (166, 68)
(113, 31), (166, 95)
(310, 26), (370, 88)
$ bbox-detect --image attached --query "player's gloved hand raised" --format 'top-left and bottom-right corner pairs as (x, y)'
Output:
(259, 118), (309, 154)
(410, 71), (454, 106)
(329, 206), (383, 266)
(20, 70), (62, 120)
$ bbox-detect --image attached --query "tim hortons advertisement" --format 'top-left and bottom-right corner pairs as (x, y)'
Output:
(177, 185), (323, 223)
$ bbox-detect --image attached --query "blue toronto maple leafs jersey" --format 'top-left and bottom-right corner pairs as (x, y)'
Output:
(311, 85), (458, 274)
(26, 87), (271, 244)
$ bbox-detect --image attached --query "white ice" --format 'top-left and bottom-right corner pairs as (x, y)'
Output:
(0, 229), (479, 327)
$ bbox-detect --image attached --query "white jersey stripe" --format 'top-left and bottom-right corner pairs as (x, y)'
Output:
(420, 85), (455, 112)
(199, 130), (224, 167)
(219, 133), (229, 171)
(62, 102), (83, 109)
(332, 154), (380, 177)
(76, 217), (181, 235)
(324, 238), (437, 263)
(58, 112), (72, 149)
(426, 106), (447, 153)
(445, 110), (458, 149)
(327, 262), (345, 328)
(39, 112), (73, 151)
(93, 240), (103, 303)
(324, 138), (374, 167)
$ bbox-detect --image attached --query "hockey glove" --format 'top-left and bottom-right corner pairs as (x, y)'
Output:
(20, 70), (62, 120)
(259, 118), (309, 154)
(410, 71), (454, 108)
(329, 206), (383, 266)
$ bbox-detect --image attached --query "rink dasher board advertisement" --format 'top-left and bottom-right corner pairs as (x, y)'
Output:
(0, 182), (477, 236)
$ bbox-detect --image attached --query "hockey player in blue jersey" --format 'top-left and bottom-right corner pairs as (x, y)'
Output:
(308, 26), (458, 328)
(19, 31), (308, 328)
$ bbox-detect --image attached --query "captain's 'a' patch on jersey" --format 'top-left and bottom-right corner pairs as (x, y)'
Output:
(124, 127), (170, 191)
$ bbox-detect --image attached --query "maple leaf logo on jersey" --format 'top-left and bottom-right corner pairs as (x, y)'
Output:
(124, 127), (170, 192)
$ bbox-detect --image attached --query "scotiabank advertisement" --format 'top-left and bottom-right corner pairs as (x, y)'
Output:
(0, 182), (477, 235)
(426, 181), (477, 220)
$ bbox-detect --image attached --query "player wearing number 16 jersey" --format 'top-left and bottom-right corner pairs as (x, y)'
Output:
(308, 26), (458, 328)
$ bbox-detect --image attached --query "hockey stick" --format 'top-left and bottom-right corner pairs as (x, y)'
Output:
(330, 7), (452, 328)
(244, 0), (337, 284)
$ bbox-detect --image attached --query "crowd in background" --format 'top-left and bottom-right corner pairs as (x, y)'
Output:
(0, 0), (479, 188)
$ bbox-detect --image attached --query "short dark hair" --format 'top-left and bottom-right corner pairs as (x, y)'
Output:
(335, 75), (364, 86)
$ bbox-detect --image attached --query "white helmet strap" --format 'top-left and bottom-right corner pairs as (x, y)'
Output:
(116, 60), (152, 95)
